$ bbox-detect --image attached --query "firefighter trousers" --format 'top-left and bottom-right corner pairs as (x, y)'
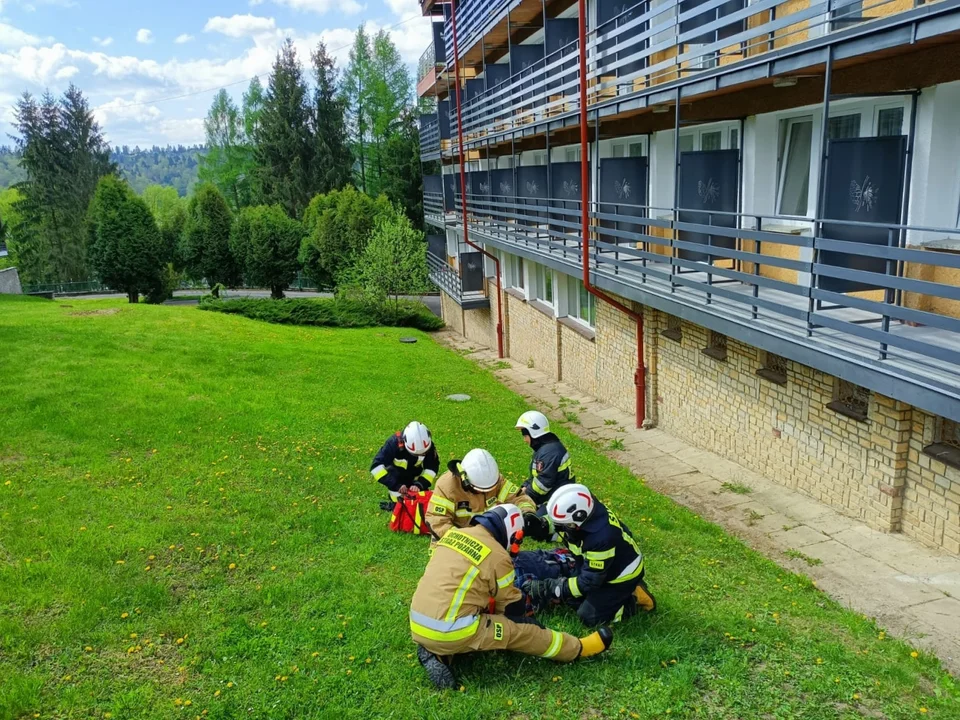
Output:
(413, 614), (581, 662)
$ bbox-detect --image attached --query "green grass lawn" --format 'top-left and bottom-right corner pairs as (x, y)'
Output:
(0, 295), (956, 720)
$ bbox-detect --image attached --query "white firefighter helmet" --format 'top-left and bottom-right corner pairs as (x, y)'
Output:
(459, 448), (500, 491)
(546, 484), (595, 527)
(402, 421), (433, 456)
(515, 410), (550, 439)
(490, 503), (525, 545)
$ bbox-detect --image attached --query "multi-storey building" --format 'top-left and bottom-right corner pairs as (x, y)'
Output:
(417, 0), (960, 555)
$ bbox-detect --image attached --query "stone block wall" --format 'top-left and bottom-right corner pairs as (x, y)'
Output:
(559, 322), (598, 398)
(903, 410), (960, 554)
(440, 292), (463, 335)
(505, 294), (558, 375)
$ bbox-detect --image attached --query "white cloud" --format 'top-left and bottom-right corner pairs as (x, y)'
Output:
(268, 0), (362, 16)
(95, 93), (163, 126)
(54, 64), (78, 79)
(204, 14), (278, 40)
(0, 22), (44, 50)
(92, 36), (113, 47)
(136, 28), (153, 45)
(174, 34), (194, 45)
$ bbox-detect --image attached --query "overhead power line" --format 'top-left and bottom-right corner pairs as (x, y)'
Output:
(111, 13), (426, 109)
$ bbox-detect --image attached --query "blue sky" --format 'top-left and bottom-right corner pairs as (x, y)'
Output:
(0, 0), (431, 147)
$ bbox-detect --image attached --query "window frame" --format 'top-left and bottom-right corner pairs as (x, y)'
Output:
(776, 115), (816, 218)
(532, 263), (555, 309)
(564, 275), (596, 328)
(678, 120), (740, 152)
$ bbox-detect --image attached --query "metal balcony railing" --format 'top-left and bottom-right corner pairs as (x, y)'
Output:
(427, 249), (491, 309)
(443, 0), (938, 149)
(451, 188), (960, 403)
(420, 117), (441, 156)
(419, 42), (438, 85)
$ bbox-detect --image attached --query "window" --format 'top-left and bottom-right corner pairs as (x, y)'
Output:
(661, 314), (682, 343)
(702, 331), (727, 361)
(534, 264), (554, 305)
(777, 117), (814, 217)
(505, 254), (525, 292)
(566, 276), (596, 327)
(923, 417), (960, 471)
(828, 113), (861, 140)
(756, 351), (788, 385)
(701, 131), (722, 151)
(827, 378), (870, 421)
(877, 106), (904, 137)
(729, 128), (739, 150)
(564, 147), (581, 162)
(678, 134), (695, 153)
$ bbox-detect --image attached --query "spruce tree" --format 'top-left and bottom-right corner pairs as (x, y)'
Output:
(255, 40), (314, 219)
(311, 41), (352, 195)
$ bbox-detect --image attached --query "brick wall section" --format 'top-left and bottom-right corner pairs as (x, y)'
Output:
(903, 410), (960, 554)
(594, 296), (641, 417)
(440, 292), (463, 335)
(462, 279), (499, 349)
(505, 295), (559, 374)
(559, 324), (598, 397)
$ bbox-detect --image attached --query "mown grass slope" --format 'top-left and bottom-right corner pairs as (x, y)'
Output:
(0, 295), (956, 720)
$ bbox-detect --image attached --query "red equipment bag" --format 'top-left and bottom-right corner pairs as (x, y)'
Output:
(389, 490), (433, 535)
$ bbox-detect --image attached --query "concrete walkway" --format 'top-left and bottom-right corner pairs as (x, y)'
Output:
(437, 329), (960, 674)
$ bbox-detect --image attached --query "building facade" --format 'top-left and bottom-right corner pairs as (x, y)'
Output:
(417, 0), (960, 555)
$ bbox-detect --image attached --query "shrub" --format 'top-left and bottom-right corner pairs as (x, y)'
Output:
(359, 212), (431, 305)
(231, 205), (302, 299)
(298, 186), (393, 289)
(199, 297), (444, 331)
(181, 184), (240, 288)
(145, 262), (183, 305)
(87, 175), (165, 304)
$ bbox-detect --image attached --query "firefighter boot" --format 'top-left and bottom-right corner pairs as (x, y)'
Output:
(417, 645), (457, 690)
(634, 579), (656, 613)
(578, 626), (613, 658)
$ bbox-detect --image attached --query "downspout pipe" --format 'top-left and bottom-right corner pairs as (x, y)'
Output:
(449, 0), (505, 358)
(577, 0), (646, 428)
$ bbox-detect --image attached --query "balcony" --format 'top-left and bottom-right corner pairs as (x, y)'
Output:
(446, 162), (960, 420)
(427, 234), (491, 309)
(442, 0), (953, 151)
(417, 22), (448, 98)
(423, 173), (460, 226)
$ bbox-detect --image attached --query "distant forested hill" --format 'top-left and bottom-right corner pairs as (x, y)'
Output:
(0, 145), (204, 196)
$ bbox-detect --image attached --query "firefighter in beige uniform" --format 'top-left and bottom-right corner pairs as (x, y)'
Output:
(426, 449), (536, 544)
(410, 504), (614, 689)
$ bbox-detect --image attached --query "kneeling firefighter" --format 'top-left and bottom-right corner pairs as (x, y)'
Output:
(370, 421), (440, 510)
(409, 504), (614, 689)
(515, 411), (574, 508)
(521, 484), (656, 626)
(426, 448), (536, 544)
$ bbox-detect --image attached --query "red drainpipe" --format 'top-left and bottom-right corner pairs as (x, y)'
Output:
(577, 0), (646, 428)
(449, 0), (505, 358)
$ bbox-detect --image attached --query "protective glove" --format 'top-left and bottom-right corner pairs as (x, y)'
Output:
(521, 577), (564, 606)
(522, 512), (552, 542)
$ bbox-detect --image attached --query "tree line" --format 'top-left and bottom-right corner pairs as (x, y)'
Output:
(0, 27), (427, 299)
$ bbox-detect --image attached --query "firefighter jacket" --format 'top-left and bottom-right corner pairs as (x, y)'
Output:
(554, 498), (644, 601)
(409, 525), (524, 643)
(426, 471), (536, 542)
(524, 433), (574, 506)
(370, 433), (439, 493)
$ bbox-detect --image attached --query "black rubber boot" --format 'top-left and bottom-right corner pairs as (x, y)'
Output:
(379, 500), (396, 512)
(417, 645), (457, 690)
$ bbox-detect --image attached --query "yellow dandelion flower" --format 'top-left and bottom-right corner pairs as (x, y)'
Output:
(911, 651), (919, 658)
(878, 632), (886, 640)
(228, 563), (236, 570)
(184, 700), (192, 707)
(365, 658), (371, 664)
(214, 691), (220, 698)
(920, 709), (927, 714)
(507, 700), (513, 707)
(459, 685), (465, 692)
(226, 682), (234, 688)
(121, 612), (129, 619)
(130, 633), (138, 639)
(853, 694), (861, 700)
(259, 622), (267, 628)
(176, 638), (184, 645)
(115, 560), (125, 565)
(105, 714), (112, 718)
(816, 658), (823, 665)
(144, 566), (151, 571)
(80, 526), (87, 531)
(280, 676), (287, 682)
(174, 699), (183, 706)
(346, 669), (352, 675)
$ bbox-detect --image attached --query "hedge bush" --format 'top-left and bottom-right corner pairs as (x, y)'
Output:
(198, 297), (444, 331)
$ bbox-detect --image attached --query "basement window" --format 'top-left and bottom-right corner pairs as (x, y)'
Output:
(923, 417), (960, 471)
(827, 379), (870, 422)
(756, 351), (788, 386)
(661, 314), (682, 343)
(701, 331), (727, 361)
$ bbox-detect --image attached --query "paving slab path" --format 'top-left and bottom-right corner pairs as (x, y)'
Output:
(437, 329), (960, 674)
